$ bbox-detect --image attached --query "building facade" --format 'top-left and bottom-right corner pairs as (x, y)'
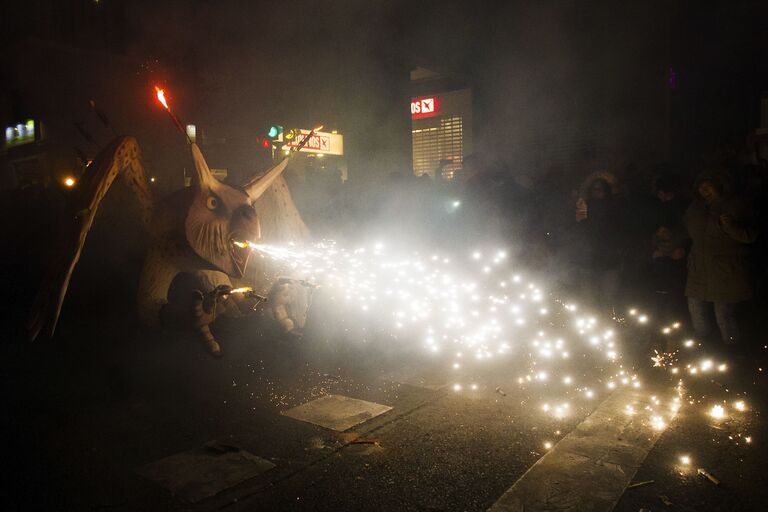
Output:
(410, 68), (473, 181)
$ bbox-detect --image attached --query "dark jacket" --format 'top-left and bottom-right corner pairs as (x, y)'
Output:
(684, 180), (758, 302)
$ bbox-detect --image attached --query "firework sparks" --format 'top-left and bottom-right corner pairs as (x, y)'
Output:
(228, 237), (754, 460)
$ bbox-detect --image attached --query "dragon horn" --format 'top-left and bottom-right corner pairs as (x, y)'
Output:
(242, 127), (318, 200)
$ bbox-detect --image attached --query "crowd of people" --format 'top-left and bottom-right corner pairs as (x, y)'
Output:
(289, 157), (767, 354)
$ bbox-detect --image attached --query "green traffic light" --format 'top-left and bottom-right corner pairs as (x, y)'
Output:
(267, 125), (283, 138)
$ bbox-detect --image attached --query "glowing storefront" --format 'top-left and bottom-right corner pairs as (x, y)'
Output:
(410, 87), (472, 181)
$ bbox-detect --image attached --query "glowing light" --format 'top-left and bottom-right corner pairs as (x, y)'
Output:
(679, 455), (691, 465)
(709, 405), (726, 419)
(63, 177), (76, 187)
(218, 238), (754, 453)
(543, 441), (552, 450)
(155, 86), (169, 110)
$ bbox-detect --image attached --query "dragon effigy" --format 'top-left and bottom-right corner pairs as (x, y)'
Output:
(28, 133), (312, 356)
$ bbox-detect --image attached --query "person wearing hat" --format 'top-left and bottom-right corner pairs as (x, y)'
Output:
(684, 170), (759, 345)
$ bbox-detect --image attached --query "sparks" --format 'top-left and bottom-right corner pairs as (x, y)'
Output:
(709, 404), (726, 419)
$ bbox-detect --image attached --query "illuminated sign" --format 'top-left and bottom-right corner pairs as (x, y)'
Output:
(411, 97), (439, 119)
(4, 119), (36, 148)
(282, 129), (343, 155)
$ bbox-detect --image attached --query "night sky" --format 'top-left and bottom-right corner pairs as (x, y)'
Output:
(2, 0), (767, 181)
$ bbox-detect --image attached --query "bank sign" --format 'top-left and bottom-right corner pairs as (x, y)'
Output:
(283, 129), (344, 156)
(411, 96), (440, 119)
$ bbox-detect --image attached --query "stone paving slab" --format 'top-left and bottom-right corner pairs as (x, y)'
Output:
(281, 394), (393, 431)
(138, 441), (275, 503)
(488, 387), (672, 512)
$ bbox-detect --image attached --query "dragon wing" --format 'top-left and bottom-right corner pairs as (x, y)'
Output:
(28, 136), (153, 341)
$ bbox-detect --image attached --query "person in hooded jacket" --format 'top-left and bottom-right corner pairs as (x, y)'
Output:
(571, 171), (626, 312)
(684, 170), (759, 345)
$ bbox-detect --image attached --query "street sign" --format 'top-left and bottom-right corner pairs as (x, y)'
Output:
(282, 129), (343, 155)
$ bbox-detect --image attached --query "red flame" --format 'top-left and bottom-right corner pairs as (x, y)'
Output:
(154, 86), (170, 111)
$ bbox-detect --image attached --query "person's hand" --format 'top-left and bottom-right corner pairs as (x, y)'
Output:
(719, 214), (733, 227)
(671, 248), (686, 260)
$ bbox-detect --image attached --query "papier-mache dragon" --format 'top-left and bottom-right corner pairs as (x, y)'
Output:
(28, 135), (313, 355)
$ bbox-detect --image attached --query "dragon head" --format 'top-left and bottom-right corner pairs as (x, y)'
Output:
(185, 143), (290, 277)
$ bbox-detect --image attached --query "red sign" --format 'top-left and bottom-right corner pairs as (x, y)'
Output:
(288, 133), (331, 152)
(411, 96), (440, 119)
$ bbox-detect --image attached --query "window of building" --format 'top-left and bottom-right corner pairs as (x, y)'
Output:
(412, 116), (464, 179)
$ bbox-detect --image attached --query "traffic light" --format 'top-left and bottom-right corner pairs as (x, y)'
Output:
(267, 125), (283, 139)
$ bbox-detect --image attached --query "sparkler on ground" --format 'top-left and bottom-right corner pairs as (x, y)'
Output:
(235, 237), (755, 470)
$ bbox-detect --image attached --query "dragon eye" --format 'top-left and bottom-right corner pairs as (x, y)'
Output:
(206, 196), (219, 210)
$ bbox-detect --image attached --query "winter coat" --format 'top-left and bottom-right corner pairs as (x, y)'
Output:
(684, 195), (758, 303)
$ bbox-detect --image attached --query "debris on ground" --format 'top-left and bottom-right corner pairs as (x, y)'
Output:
(697, 468), (721, 486)
(627, 479), (655, 489)
(350, 438), (381, 446)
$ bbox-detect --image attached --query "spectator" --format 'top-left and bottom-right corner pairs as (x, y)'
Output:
(651, 171), (687, 230)
(646, 171), (688, 319)
(571, 171), (625, 312)
(684, 170), (759, 345)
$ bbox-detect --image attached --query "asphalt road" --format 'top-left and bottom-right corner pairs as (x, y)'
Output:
(4, 295), (766, 512)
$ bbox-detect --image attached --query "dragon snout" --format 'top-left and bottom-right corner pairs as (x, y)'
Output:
(232, 205), (261, 241)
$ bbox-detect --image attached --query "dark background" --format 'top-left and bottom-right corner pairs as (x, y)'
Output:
(2, 0), (766, 187)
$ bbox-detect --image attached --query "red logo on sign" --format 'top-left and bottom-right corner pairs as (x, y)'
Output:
(411, 96), (440, 119)
(289, 133), (331, 152)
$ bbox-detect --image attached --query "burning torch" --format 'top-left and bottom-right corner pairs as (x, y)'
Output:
(154, 86), (193, 144)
